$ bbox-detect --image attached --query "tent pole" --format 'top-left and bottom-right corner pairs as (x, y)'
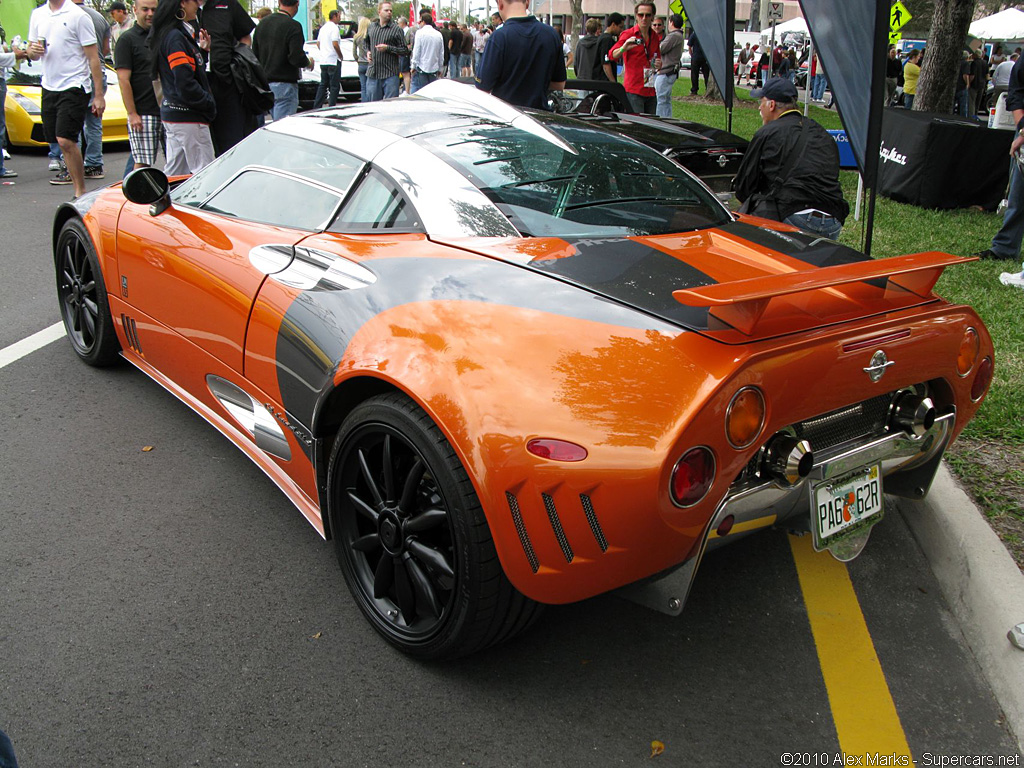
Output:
(803, 38), (813, 116)
(864, 185), (878, 257)
(728, 106), (733, 133)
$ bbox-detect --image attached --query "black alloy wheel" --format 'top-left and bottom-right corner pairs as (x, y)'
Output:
(329, 393), (541, 659)
(55, 219), (121, 366)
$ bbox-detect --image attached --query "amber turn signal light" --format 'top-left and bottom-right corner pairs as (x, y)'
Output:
(725, 386), (766, 449)
(957, 327), (980, 376)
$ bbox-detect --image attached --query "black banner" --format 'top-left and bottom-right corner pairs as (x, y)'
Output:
(799, 0), (889, 187)
(683, 0), (734, 112)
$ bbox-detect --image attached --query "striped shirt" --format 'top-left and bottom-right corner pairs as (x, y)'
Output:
(366, 19), (408, 79)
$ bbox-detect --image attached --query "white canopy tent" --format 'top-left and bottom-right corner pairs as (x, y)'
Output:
(969, 8), (1024, 41)
(772, 17), (809, 36)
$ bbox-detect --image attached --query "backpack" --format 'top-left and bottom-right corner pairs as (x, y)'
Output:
(230, 42), (275, 114)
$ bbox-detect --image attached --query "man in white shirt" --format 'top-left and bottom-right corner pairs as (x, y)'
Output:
(410, 10), (443, 93)
(994, 53), (1019, 89)
(314, 9), (343, 107)
(27, 0), (106, 199)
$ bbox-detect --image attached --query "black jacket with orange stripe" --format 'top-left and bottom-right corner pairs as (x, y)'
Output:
(158, 25), (217, 124)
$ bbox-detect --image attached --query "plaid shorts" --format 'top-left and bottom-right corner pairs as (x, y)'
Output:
(128, 114), (166, 167)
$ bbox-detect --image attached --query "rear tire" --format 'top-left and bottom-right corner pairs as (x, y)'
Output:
(55, 218), (121, 367)
(328, 392), (541, 659)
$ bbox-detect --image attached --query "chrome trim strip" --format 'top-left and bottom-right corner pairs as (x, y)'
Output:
(207, 375), (292, 461)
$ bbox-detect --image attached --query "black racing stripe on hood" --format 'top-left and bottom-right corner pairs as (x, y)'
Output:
(720, 221), (869, 269)
(275, 255), (681, 432)
(524, 237), (715, 329)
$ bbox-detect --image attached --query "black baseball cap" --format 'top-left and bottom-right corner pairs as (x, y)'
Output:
(750, 77), (798, 102)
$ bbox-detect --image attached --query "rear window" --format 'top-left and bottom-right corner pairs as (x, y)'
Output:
(411, 116), (730, 238)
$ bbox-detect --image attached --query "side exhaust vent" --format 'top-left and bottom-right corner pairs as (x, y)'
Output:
(542, 493), (574, 563)
(579, 494), (608, 552)
(505, 492), (539, 573)
(121, 314), (143, 355)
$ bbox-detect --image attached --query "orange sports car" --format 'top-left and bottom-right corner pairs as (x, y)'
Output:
(52, 81), (993, 659)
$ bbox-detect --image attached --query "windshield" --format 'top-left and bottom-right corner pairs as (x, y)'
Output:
(411, 116), (731, 238)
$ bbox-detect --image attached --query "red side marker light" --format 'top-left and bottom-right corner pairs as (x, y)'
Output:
(527, 439), (588, 462)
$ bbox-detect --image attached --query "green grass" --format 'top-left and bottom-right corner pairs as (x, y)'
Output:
(670, 80), (1024, 445)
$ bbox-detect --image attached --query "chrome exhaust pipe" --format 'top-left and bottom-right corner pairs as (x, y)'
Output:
(763, 435), (814, 486)
(891, 394), (936, 437)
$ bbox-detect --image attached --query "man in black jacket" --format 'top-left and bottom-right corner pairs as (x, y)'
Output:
(573, 18), (601, 81)
(252, 0), (312, 120)
(733, 77), (849, 240)
(595, 13), (624, 82)
(200, 0), (256, 153)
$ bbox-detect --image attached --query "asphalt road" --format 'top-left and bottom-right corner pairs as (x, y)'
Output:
(0, 144), (1020, 766)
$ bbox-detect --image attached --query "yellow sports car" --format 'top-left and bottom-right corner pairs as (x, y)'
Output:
(4, 59), (128, 147)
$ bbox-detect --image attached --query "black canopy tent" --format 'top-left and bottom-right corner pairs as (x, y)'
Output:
(683, 0), (736, 132)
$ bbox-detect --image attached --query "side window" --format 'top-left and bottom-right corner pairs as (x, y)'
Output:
(330, 168), (422, 232)
(172, 130), (363, 207)
(201, 170), (342, 230)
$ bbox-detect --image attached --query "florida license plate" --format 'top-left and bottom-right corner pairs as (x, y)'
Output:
(811, 465), (883, 551)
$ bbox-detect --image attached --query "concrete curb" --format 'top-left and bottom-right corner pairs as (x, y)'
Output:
(898, 464), (1024, 753)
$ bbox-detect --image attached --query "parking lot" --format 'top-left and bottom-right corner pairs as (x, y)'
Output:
(0, 146), (1020, 766)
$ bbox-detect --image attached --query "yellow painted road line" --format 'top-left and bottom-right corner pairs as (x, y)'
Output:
(789, 533), (912, 759)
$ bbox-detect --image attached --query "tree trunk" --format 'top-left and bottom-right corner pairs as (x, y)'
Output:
(705, 71), (722, 101)
(569, 0), (583, 72)
(914, 0), (976, 113)
(749, 0), (761, 32)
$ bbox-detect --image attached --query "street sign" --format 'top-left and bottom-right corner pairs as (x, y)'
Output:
(668, 0), (687, 26)
(889, 30), (902, 45)
(768, 2), (784, 21)
(889, 2), (911, 32)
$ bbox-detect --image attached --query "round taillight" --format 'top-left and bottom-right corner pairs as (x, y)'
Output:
(957, 327), (980, 376)
(971, 357), (993, 402)
(526, 438), (588, 462)
(726, 386), (766, 449)
(671, 447), (716, 508)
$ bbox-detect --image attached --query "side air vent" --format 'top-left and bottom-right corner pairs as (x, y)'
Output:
(120, 314), (143, 355)
(206, 375), (292, 461)
(542, 493), (574, 563)
(505, 492), (539, 573)
(579, 494), (608, 552)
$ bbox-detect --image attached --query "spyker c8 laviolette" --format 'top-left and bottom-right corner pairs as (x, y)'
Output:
(52, 81), (993, 659)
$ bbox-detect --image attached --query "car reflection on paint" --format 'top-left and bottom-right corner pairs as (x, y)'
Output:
(51, 80), (994, 660)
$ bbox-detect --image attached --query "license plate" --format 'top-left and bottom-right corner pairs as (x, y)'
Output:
(811, 465), (883, 551)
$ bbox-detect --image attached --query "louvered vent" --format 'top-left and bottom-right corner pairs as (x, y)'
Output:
(579, 494), (608, 552)
(542, 493), (574, 563)
(121, 314), (143, 355)
(505, 492), (539, 573)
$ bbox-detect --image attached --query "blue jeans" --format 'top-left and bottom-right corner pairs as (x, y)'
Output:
(449, 52), (462, 78)
(904, 94), (915, 110)
(626, 91), (656, 115)
(785, 210), (843, 241)
(80, 83), (105, 168)
(954, 89), (970, 117)
(315, 64), (340, 107)
(0, 727), (19, 768)
(991, 158), (1024, 259)
(366, 75), (399, 101)
(654, 72), (677, 118)
(269, 82), (299, 120)
(812, 73), (827, 101)
(411, 70), (438, 93)
(474, 50), (483, 72)
(358, 61), (368, 102)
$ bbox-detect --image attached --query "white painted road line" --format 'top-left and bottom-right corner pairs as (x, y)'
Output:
(0, 323), (65, 370)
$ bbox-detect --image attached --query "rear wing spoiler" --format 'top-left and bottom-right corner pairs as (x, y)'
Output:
(673, 252), (975, 336)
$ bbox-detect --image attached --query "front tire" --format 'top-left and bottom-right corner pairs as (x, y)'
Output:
(55, 218), (121, 366)
(328, 393), (541, 659)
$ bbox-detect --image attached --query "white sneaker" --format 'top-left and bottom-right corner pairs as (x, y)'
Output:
(998, 271), (1024, 288)
(2, 148), (9, 160)
(48, 158), (61, 171)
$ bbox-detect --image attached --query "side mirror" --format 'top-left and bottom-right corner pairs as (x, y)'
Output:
(123, 166), (172, 216)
